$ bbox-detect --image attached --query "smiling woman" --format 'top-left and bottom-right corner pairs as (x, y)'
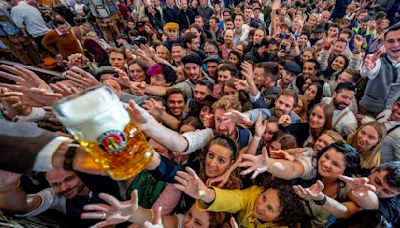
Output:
(347, 121), (387, 171)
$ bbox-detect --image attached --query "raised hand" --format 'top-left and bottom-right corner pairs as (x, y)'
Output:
(173, 167), (209, 200)
(206, 167), (232, 188)
(65, 66), (101, 89)
(0, 88), (63, 107)
(271, 0), (281, 11)
(234, 79), (249, 92)
(81, 190), (139, 228)
(142, 98), (165, 118)
(293, 180), (325, 201)
(0, 65), (50, 91)
(113, 67), (132, 88)
(278, 114), (292, 127)
(127, 100), (157, 130)
(254, 111), (267, 137)
(134, 45), (156, 65)
(240, 61), (254, 84)
(222, 109), (253, 126)
(63, 53), (89, 69)
(201, 113), (215, 128)
(353, 35), (364, 50)
(143, 206), (163, 228)
(364, 50), (382, 70)
(50, 81), (81, 97)
(239, 147), (270, 179)
(339, 175), (376, 197)
(129, 81), (146, 96)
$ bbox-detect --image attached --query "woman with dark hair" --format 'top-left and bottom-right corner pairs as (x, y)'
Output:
(240, 142), (361, 227)
(175, 172), (305, 228)
(321, 54), (349, 82)
(303, 81), (324, 114)
(227, 50), (241, 70)
(127, 59), (150, 83)
(189, 24), (208, 51)
(82, 195), (230, 228)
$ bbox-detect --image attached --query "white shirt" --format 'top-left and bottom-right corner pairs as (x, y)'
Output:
(181, 128), (214, 154)
(321, 97), (358, 137)
(16, 188), (66, 218)
(361, 54), (400, 80)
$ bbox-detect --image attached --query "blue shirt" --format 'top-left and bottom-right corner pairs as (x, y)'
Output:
(11, 1), (48, 37)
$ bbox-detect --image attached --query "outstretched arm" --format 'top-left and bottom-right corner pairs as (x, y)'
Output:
(239, 147), (306, 180)
(293, 180), (362, 219)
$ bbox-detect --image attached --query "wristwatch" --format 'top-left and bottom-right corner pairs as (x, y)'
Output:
(63, 143), (80, 170)
(313, 194), (327, 205)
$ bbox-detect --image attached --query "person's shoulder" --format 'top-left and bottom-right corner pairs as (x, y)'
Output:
(44, 29), (57, 36)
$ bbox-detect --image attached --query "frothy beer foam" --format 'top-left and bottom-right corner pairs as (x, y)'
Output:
(55, 87), (130, 141)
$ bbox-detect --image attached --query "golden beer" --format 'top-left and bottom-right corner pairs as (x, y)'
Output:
(54, 86), (153, 180)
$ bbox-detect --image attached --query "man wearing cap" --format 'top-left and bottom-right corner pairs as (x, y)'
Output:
(310, 24), (325, 46)
(163, 0), (180, 23)
(277, 61), (301, 94)
(115, 33), (133, 51)
(163, 22), (181, 51)
(203, 55), (221, 80)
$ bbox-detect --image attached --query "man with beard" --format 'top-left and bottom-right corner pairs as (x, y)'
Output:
(211, 96), (252, 149)
(322, 82), (358, 137)
(0, 168), (121, 226)
(296, 59), (320, 92)
(246, 90), (301, 125)
(277, 61), (301, 94)
(220, 29), (235, 59)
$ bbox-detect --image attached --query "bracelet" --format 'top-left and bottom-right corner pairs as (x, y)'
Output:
(0, 180), (21, 194)
(63, 143), (80, 170)
(313, 194), (327, 205)
(253, 136), (261, 141)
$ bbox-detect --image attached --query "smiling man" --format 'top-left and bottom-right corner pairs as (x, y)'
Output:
(0, 168), (121, 226)
(322, 82), (358, 137)
(360, 23), (400, 116)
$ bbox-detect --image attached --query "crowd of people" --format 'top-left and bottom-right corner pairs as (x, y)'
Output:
(0, 0), (400, 227)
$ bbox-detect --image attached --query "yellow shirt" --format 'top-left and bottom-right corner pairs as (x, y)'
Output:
(196, 186), (288, 228)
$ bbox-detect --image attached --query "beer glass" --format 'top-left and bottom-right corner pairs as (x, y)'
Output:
(53, 85), (153, 180)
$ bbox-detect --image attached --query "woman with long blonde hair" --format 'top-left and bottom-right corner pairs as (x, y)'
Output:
(347, 121), (387, 171)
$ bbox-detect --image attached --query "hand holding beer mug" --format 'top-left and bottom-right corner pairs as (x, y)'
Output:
(53, 86), (153, 180)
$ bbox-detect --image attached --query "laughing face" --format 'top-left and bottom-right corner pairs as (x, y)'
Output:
(384, 29), (400, 61)
(318, 148), (346, 179)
